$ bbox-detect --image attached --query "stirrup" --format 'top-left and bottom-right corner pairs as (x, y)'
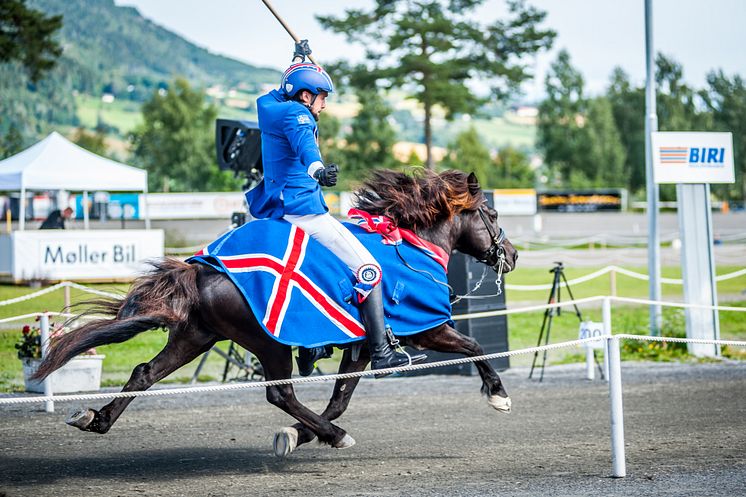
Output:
(371, 348), (427, 378)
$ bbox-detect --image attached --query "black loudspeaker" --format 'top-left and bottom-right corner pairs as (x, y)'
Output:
(405, 251), (509, 376)
(215, 119), (263, 188)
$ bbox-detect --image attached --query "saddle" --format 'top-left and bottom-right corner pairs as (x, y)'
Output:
(188, 218), (452, 348)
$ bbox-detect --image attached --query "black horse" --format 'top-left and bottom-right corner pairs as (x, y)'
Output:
(34, 169), (518, 457)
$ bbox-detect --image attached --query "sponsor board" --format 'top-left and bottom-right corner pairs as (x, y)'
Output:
(493, 189), (537, 215)
(652, 132), (735, 184)
(140, 193), (246, 220)
(0, 230), (164, 282)
(537, 190), (626, 212)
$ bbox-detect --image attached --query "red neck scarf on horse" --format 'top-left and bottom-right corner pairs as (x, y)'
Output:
(348, 209), (450, 272)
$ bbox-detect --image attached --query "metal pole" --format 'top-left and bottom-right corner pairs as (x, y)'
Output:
(260, 0), (317, 64)
(19, 184), (26, 231)
(607, 335), (626, 477)
(83, 191), (90, 230)
(602, 297), (612, 381)
(39, 313), (54, 413)
(705, 184), (721, 357)
(143, 180), (151, 230)
(644, 0), (662, 335)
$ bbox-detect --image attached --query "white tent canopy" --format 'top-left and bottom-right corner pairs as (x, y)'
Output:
(0, 131), (147, 191)
(0, 131), (149, 229)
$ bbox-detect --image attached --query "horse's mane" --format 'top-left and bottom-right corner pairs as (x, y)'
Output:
(353, 169), (484, 230)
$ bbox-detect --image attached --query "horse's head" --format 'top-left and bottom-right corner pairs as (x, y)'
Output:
(453, 173), (518, 274)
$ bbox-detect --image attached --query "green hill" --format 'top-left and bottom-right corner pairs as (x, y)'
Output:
(0, 0), (279, 145)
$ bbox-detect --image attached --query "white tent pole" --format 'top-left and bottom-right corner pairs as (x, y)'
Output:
(143, 178), (151, 230)
(83, 190), (89, 230)
(19, 183), (26, 231)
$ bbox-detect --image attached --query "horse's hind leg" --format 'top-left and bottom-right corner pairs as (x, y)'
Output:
(68, 326), (217, 434)
(409, 324), (511, 413)
(289, 346), (371, 449)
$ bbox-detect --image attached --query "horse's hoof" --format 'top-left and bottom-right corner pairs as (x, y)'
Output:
(333, 434), (356, 449)
(488, 395), (512, 413)
(273, 427), (298, 458)
(66, 409), (96, 430)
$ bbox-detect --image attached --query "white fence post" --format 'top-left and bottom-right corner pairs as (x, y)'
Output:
(603, 297), (612, 381)
(39, 313), (54, 413)
(607, 335), (626, 477)
(585, 346), (595, 380)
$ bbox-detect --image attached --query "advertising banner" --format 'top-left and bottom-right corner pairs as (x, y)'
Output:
(1, 230), (164, 282)
(537, 190), (626, 212)
(492, 189), (537, 215)
(141, 193), (246, 220)
(652, 132), (735, 184)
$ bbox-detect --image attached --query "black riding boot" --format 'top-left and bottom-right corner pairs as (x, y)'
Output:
(361, 286), (426, 375)
(296, 345), (333, 377)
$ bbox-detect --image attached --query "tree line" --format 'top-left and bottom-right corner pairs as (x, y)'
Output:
(2, 0), (745, 202)
(538, 50), (746, 202)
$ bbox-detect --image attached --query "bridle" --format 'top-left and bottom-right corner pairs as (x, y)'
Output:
(474, 204), (508, 295)
(396, 202), (511, 303)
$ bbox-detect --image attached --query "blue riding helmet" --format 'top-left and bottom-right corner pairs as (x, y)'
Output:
(280, 63), (335, 98)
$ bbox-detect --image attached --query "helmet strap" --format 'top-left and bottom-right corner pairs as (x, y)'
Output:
(292, 90), (320, 121)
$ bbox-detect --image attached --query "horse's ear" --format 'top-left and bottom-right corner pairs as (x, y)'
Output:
(467, 172), (481, 196)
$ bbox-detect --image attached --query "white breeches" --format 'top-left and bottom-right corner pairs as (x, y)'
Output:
(283, 213), (379, 276)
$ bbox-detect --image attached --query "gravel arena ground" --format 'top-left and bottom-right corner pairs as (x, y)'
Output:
(1, 361), (744, 497)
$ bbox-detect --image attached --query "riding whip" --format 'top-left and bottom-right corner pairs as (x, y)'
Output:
(260, 0), (317, 64)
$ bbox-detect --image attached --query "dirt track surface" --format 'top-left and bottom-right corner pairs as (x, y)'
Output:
(1, 361), (745, 497)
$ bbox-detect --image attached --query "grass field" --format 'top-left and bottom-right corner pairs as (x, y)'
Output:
(76, 94), (143, 134)
(1, 264), (744, 392)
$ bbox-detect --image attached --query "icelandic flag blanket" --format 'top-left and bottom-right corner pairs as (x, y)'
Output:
(187, 217), (453, 348)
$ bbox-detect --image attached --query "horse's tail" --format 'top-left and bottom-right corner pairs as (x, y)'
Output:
(32, 258), (201, 381)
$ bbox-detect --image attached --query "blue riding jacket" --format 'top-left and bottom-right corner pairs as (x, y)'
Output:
(246, 89), (328, 219)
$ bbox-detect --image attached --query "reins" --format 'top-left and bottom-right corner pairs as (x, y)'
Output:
(395, 204), (509, 304)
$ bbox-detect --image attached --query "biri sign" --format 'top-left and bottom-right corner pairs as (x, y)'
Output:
(652, 132), (735, 184)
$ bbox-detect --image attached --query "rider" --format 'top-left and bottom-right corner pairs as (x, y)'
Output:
(246, 60), (426, 377)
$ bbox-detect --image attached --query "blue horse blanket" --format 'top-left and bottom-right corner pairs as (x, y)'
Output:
(187, 220), (453, 347)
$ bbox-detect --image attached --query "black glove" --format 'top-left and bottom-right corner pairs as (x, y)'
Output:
(293, 40), (312, 62)
(314, 163), (338, 187)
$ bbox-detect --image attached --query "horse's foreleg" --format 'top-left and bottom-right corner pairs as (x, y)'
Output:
(290, 346), (371, 448)
(409, 325), (511, 413)
(67, 327), (217, 434)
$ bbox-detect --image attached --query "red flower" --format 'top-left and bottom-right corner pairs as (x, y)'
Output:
(22, 325), (31, 335)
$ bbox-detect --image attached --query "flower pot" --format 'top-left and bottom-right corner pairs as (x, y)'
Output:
(22, 355), (105, 394)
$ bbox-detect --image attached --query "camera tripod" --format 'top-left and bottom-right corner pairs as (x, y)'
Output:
(190, 342), (264, 384)
(528, 262), (602, 382)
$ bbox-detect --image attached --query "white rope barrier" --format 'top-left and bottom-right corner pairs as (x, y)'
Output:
(510, 230), (746, 248)
(0, 282), (68, 307)
(505, 265), (746, 291)
(609, 295), (746, 313)
(0, 281), (122, 308)
(0, 333), (743, 407)
(0, 311), (76, 325)
(452, 296), (606, 320)
(62, 282), (122, 300)
(0, 266), (742, 308)
(164, 243), (207, 255)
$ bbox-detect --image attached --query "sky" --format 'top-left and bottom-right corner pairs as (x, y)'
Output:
(116, 0), (746, 102)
